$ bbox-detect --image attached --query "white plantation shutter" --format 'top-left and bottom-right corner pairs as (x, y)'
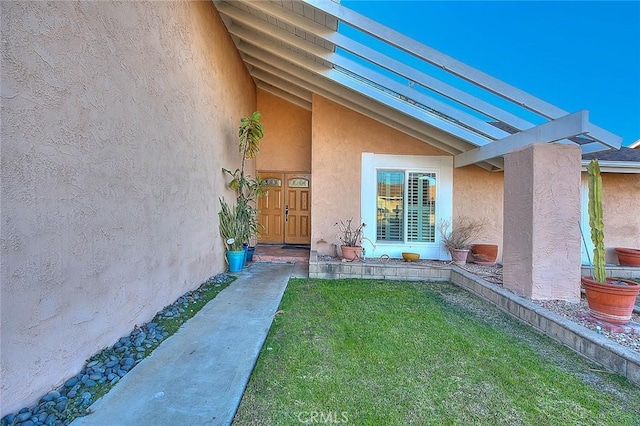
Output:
(376, 171), (404, 241)
(407, 172), (436, 242)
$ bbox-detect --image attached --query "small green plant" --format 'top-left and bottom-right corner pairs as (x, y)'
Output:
(218, 198), (246, 251)
(586, 158), (606, 283)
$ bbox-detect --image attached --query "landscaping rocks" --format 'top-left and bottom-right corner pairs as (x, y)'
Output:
(1, 274), (230, 426)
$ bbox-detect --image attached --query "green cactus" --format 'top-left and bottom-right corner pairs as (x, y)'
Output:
(586, 158), (606, 283)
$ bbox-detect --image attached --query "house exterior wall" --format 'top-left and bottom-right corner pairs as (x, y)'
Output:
(310, 95), (501, 256)
(601, 173), (640, 261)
(0, 1), (254, 414)
(453, 166), (505, 258)
(256, 89), (311, 172)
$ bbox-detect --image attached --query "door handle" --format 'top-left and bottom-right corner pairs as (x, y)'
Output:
(285, 205), (289, 222)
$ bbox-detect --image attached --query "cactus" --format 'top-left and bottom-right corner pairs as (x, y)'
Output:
(586, 159), (606, 283)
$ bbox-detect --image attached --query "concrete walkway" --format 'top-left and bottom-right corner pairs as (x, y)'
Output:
(73, 262), (306, 426)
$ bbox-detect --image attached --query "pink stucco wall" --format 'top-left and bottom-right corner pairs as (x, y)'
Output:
(256, 89), (312, 172)
(0, 1), (255, 414)
(310, 95), (505, 255)
(503, 144), (582, 301)
(601, 173), (640, 261)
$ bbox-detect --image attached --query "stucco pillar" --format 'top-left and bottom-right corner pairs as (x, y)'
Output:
(502, 143), (582, 302)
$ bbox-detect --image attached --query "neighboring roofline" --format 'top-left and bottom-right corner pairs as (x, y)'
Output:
(630, 139), (640, 149)
(581, 160), (640, 174)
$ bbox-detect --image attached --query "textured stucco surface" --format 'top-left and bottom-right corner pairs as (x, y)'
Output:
(1, 1), (255, 414)
(256, 89), (311, 172)
(453, 165), (504, 260)
(310, 95), (448, 255)
(601, 173), (640, 261)
(503, 144), (582, 301)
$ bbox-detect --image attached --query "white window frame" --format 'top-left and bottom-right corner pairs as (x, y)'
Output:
(361, 153), (453, 260)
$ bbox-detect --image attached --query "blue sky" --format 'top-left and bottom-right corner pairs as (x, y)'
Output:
(341, 1), (640, 146)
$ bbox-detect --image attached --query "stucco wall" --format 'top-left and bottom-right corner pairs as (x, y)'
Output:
(256, 89), (311, 172)
(0, 1), (255, 414)
(503, 144), (582, 301)
(310, 95), (505, 257)
(602, 172), (640, 259)
(453, 166), (504, 259)
(311, 95), (446, 254)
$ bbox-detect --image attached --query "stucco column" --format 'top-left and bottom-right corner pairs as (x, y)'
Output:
(502, 143), (582, 302)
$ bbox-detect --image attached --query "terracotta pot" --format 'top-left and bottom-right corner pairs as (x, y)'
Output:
(341, 245), (363, 261)
(615, 247), (640, 267)
(450, 249), (470, 265)
(471, 244), (498, 266)
(581, 276), (640, 324)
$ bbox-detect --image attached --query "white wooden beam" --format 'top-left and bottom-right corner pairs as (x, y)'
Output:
(300, 0), (622, 150)
(228, 23), (497, 148)
(455, 111), (589, 167)
(226, 0), (534, 131)
(255, 81), (312, 110)
(222, 8), (507, 143)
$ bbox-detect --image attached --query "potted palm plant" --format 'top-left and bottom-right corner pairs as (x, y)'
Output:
(220, 112), (267, 268)
(335, 218), (366, 261)
(581, 159), (640, 324)
(438, 216), (485, 265)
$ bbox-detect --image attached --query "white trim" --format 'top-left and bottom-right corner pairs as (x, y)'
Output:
(580, 160), (640, 174)
(454, 111), (589, 167)
(361, 153), (453, 260)
(580, 178), (594, 266)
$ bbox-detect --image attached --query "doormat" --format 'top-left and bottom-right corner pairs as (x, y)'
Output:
(280, 245), (311, 250)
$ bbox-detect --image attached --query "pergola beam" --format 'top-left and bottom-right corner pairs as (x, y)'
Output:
(454, 111), (589, 167)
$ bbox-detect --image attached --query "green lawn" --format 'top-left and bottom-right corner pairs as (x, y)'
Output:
(234, 279), (640, 425)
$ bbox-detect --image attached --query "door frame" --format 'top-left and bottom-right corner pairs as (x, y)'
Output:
(257, 170), (311, 245)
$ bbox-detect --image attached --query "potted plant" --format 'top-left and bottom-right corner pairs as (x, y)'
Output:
(614, 247), (640, 267)
(218, 198), (247, 272)
(470, 243), (499, 266)
(221, 112), (267, 267)
(335, 218), (366, 261)
(438, 216), (485, 265)
(581, 159), (640, 324)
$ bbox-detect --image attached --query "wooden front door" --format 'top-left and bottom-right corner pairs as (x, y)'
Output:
(257, 172), (311, 244)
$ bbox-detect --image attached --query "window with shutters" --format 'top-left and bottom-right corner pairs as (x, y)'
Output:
(376, 170), (436, 243)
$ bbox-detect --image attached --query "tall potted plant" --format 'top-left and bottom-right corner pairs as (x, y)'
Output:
(581, 159), (640, 324)
(220, 112), (267, 268)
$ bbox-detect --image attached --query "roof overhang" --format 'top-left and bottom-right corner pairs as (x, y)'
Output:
(213, 0), (623, 171)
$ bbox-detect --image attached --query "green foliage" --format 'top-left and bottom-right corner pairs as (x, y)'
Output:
(587, 159), (606, 283)
(219, 112), (266, 251)
(218, 198), (246, 251)
(238, 111), (263, 161)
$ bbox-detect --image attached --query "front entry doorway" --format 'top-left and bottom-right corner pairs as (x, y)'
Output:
(257, 172), (311, 245)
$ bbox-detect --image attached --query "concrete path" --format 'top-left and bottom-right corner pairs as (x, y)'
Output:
(73, 262), (305, 426)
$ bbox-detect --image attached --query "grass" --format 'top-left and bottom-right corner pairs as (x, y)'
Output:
(234, 278), (640, 425)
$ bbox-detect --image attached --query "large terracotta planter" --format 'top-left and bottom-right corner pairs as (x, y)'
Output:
(450, 249), (470, 266)
(471, 244), (498, 266)
(615, 247), (640, 267)
(341, 245), (363, 261)
(581, 276), (640, 324)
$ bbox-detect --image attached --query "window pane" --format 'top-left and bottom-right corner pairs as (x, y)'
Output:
(376, 171), (404, 241)
(407, 172), (436, 242)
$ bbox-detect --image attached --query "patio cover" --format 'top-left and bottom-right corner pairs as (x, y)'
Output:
(213, 0), (622, 171)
